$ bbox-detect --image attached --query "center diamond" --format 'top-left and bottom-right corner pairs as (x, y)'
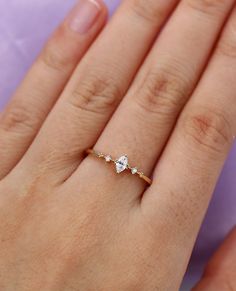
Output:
(115, 155), (129, 174)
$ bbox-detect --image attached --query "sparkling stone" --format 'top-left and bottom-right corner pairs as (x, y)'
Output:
(105, 155), (112, 162)
(131, 167), (138, 175)
(115, 156), (128, 173)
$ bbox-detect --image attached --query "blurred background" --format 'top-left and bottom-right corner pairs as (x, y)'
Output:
(0, 0), (235, 289)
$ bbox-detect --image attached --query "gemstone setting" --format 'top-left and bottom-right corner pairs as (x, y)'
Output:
(115, 155), (129, 174)
(131, 167), (138, 175)
(105, 155), (112, 162)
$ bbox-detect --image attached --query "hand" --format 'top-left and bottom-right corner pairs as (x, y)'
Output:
(0, 0), (236, 290)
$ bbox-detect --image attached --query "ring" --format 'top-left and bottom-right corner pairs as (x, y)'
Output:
(86, 149), (152, 186)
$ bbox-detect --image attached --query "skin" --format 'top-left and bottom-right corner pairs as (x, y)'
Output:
(0, 0), (236, 290)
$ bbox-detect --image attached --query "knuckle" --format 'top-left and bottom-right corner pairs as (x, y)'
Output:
(69, 75), (122, 115)
(215, 15), (236, 58)
(131, 0), (164, 23)
(186, 0), (227, 15)
(180, 106), (232, 154)
(217, 37), (236, 58)
(134, 68), (189, 117)
(41, 26), (75, 73)
(41, 45), (67, 72)
(1, 103), (37, 133)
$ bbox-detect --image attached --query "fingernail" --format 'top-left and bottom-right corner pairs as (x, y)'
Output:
(69, 0), (102, 34)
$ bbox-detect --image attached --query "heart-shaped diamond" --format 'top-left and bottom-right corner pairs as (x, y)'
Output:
(115, 155), (129, 174)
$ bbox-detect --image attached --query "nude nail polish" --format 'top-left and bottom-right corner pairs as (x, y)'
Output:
(69, 0), (102, 34)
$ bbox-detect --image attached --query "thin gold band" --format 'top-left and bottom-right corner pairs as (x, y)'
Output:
(86, 149), (152, 186)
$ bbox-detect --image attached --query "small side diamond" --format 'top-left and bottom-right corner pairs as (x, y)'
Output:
(131, 167), (138, 175)
(105, 155), (112, 162)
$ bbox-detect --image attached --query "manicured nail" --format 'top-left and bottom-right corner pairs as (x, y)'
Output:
(69, 0), (102, 34)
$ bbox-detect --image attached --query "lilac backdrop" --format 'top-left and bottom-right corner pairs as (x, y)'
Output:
(0, 0), (235, 289)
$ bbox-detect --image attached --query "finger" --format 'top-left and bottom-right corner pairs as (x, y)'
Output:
(142, 6), (236, 283)
(0, 0), (107, 179)
(15, 0), (179, 183)
(77, 0), (235, 199)
(193, 227), (236, 291)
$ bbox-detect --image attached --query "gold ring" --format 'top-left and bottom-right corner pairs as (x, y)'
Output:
(86, 149), (152, 186)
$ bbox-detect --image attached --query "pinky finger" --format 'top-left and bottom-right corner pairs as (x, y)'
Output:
(0, 0), (107, 179)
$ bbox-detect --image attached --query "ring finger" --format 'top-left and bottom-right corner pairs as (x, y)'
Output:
(77, 0), (235, 199)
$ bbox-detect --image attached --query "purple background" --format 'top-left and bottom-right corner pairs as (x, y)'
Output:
(0, 0), (235, 289)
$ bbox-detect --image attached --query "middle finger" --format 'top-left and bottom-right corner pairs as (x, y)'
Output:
(13, 0), (178, 184)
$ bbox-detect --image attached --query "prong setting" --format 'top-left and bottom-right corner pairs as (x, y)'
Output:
(86, 149), (152, 185)
(131, 167), (138, 175)
(115, 155), (129, 174)
(105, 155), (112, 162)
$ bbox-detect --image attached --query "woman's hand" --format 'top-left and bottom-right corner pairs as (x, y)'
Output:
(0, 0), (236, 290)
